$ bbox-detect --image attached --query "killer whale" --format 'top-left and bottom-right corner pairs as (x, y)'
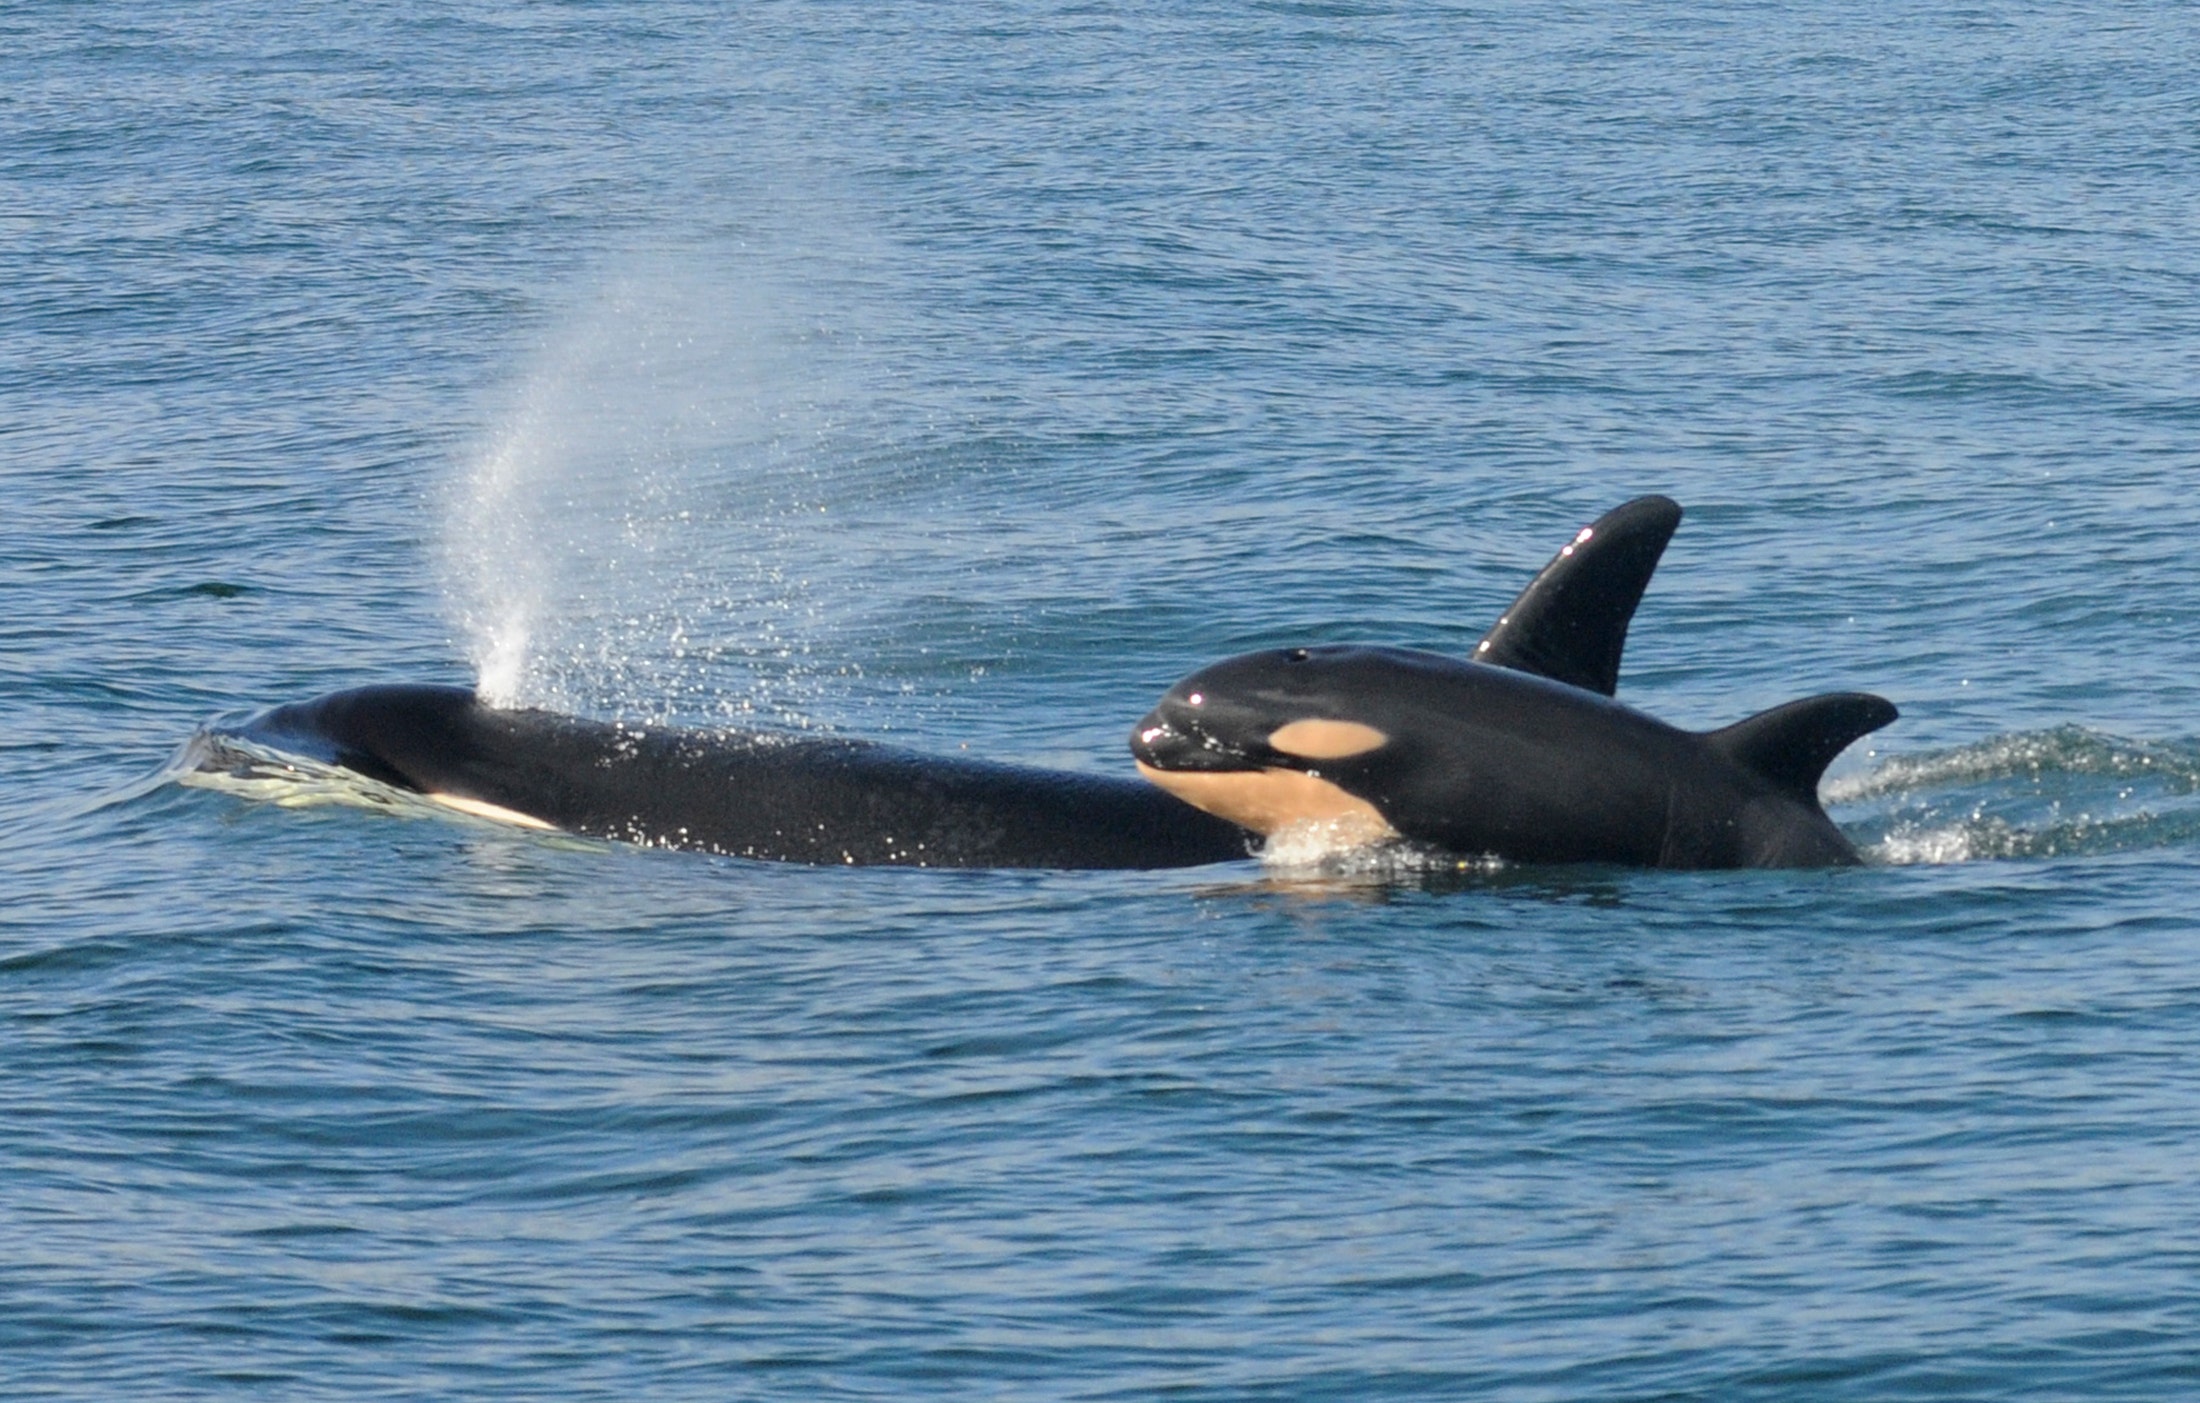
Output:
(1131, 498), (1896, 868)
(209, 683), (1254, 868)
(195, 494), (1804, 870)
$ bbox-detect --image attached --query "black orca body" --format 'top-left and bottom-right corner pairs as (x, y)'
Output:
(1132, 647), (1894, 868)
(214, 684), (1253, 869)
(202, 495), (1886, 872)
(1131, 497), (1897, 869)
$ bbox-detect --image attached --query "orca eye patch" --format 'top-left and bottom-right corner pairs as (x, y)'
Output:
(1284, 648), (1310, 662)
(1265, 718), (1388, 760)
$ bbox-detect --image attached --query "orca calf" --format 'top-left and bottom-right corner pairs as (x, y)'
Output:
(208, 683), (1254, 868)
(1131, 497), (1897, 868)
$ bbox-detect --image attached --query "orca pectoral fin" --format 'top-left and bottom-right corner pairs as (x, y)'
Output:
(1472, 495), (1682, 696)
(1708, 692), (1899, 805)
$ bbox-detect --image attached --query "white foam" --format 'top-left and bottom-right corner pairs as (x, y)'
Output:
(1869, 825), (1988, 865)
(177, 732), (573, 839)
(1257, 816), (1502, 880)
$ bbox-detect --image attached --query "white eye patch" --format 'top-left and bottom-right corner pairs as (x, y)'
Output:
(1265, 719), (1389, 760)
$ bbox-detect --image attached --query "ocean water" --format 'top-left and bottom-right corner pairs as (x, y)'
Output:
(9, 1), (2200, 1396)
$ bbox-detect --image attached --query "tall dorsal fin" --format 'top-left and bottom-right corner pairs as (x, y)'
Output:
(1707, 693), (1899, 805)
(1473, 495), (1682, 696)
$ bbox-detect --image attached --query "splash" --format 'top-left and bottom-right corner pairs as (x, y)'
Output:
(1830, 726), (2200, 864)
(1257, 817), (1505, 880)
(1824, 725), (2200, 804)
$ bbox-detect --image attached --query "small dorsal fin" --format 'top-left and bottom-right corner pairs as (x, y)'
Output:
(1707, 693), (1899, 804)
(1473, 495), (1683, 696)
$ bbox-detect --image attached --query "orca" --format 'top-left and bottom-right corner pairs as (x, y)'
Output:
(190, 495), (1709, 870)
(1131, 497), (1897, 868)
(203, 684), (1253, 869)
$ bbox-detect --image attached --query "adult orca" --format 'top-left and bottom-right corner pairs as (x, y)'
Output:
(1130, 497), (1897, 868)
(194, 494), (1737, 869)
(202, 684), (1255, 869)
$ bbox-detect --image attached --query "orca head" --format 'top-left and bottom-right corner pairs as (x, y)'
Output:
(1131, 645), (1410, 843)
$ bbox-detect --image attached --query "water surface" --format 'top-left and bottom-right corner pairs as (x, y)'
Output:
(8, 2), (2200, 1397)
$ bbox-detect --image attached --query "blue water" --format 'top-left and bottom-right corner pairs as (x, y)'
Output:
(10, 1), (2200, 1396)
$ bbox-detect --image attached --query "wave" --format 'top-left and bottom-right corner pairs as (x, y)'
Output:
(172, 729), (598, 844)
(1830, 726), (2200, 864)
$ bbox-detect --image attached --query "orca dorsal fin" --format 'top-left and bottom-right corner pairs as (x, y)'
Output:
(1707, 693), (1899, 804)
(1472, 495), (1683, 696)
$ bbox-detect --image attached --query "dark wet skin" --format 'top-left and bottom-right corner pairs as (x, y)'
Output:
(227, 683), (1254, 869)
(1133, 643), (1894, 869)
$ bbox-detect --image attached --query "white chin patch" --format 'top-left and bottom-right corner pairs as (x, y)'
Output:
(1265, 718), (1388, 760)
(1134, 761), (1399, 840)
(425, 792), (559, 831)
